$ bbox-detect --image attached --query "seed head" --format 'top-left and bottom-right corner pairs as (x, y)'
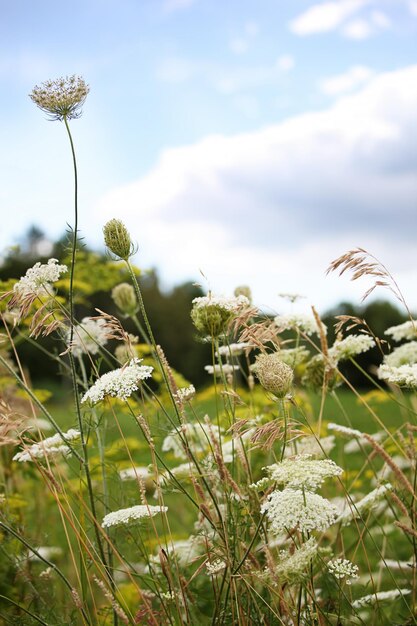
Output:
(254, 353), (293, 397)
(111, 283), (138, 316)
(29, 75), (89, 121)
(103, 219), (136, 260)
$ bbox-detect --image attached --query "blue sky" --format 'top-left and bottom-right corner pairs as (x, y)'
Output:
(1, 0), (417, 313)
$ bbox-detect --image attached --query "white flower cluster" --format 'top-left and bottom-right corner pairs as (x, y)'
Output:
(154, 537), (202, 568)
(261, 489), (338, 534)
(174, 384), (196, 403)
(102, 504), (168, 528)
(284, 435), (335, 458)
(385, 320), (417, 342)
(206, 559), (226, 575)
(220, 429), (254, 463)
(216, 342), (251, 357)
(329, 334), (375, 362)
(67, 317), (109, 357)
(205, 364), (239, 376)
(278, 347), (310, 367)
(13, 259), (67, 297)
(274, 313), (327, 337)
(275, 538), (318, 583)
(162, 422), (220, 460)
(352, 588), (410, 608)
(81, 358), (153, 404)
(337, 483), (392, 526)
(383, 341), (417, 368)
(13, 428), (80, 462)
(192, 294), (249, 312)
(327, 423), (364, 439)
(264, 455), (343, 492)
(378, 364), (417, 388)
(30, 75), (89, 121)
(118, 466), (150, 481)
(327, 558), (359, 584)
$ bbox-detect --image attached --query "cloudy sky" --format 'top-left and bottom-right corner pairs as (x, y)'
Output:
(1, 0), (416, 314)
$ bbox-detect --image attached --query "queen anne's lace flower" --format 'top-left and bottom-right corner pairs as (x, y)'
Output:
(192, 294), (249, 312)
(327, 558), (359, 584)
(13, 259), (67, 297)
(67, 317), (109, 357)
(337, 483), (393, 526)
(118, 466), (150, 481)
(205, 364), (239, 376)
(216, 343), (251, 357)
(329, 334), (375, 362)
(383, 341), (417, 367)
(81, 358), (153, 404)
(206, 559), (226, 575)
(102, 504), (168, 528)
(378, 364), (417, 388)
(275, 538), (318, 583)
(352, 588), (410, 608)
(30, 75), (89, 121)
(385, 321), (417, 342)
(13, 429), (80, 462)
(284, 435), (335, 458)
(264, 455), (343, 491)
(162, 422), (220, 459)
(274, 313), (327, 337)
(261, 488), (338, 534)
(174, 385), (196, 403)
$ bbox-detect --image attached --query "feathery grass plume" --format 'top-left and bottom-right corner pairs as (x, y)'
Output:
(111, 282), (138, 317)
(29, 75), (89, 121)
(81, 357), (153, 404)
(253, 352), (293, 397)
(103, 219), (136, 261)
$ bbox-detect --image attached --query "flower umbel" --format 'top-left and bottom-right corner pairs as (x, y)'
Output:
(30, 76), (89, 121)
(102, 504), (168, 528)
(81, 358), (153, 404)
(261, 488), (338, 534)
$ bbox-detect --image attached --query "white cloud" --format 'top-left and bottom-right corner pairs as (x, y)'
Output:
(163, 0), (195, 13)
(289, 0), (369, 35)
(342, 18), (373, 39)
(409, 0), (417, 16)
(276, 55), (295, 72)
(320, 65), (374, 95)
(95, 66), (417, 310)
(229, 38), (249, 55)
(156, 57), (198, 83)
(370, 10), (391, 29)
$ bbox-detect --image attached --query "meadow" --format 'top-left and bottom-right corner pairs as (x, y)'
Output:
(1, 75), (417, 626)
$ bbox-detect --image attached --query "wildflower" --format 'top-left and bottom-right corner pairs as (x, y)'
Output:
(27, 546), (63, 562)
(385, 320), (417, 342)
(274, 313), (327, 337)
(254, 353), (293, 397)
(30, 75), (89, 121)
(384, 341), (417, 367)
(13, 259), (67, 298)
(220, 429), (255, 463)
(327, 558), (359, 584)
(111, 283), (138, 317)
(152, 537), (202, 568)
(162, 422), (220, 459)
(118, 466), (150, 481)
(13, 428), (80, 462)
(103, 219), (136, 261)
(174, 384), (196, 403)
(302, 354), (340, 391)
(216, 342), (251, 357)
(277, 347), (310, 368)
(191, 293), (249, 337)
(81, 358), (153, 404)
(327, 423), (364, 439)
(206, 559), (226, 575)
(261, 488), (338, 534)
(234, 285), (252, 303)
(264, 455), (343, 492)
(329, 334), (375, 362)
(337, 483), (393, 526)
(352, 588), (410, 608)
(378, 364), (417, 388)
(67, 317), (109, 357)
(204, 364), (239, 376)
(285, 435), (336, 458)
(275, 538), (318, 583)
(102, 504), (168, 528)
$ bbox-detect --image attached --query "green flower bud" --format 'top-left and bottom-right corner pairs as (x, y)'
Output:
(111, 283), (138, 317)
(302, 354), (340, 392)
(103, 219), (135, 260)
(191, 304), (233, 337)
(254, 353), (293, 397)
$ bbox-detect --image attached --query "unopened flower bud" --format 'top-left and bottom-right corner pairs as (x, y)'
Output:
(103, 219), (135, 260)
(191, 305), (233, 337)
(111, 283), (138, 317)
(302, 354), (340, 392)
(254, 353), (293, 397)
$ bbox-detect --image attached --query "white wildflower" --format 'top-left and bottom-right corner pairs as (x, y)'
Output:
(13, 428), (80, 462)
(118, 466), (150, 481)
(337, 483), (393, 526)
(174, 385), (196, 403)
(385, 321), (417, 342)
(102, 504), (168, 528)
(216, 343), (251, 357)
(378, 364), (417, 388)
(382, 559), (414, 571)
(327, 423), (364, 439)
(384, 341), (417, 367)
(67, 317), (109, 357)
(13, 259), (67, 297)
(329, 335), (375, 362)
(278, 347), (310, 367)
(81, 358), (153, 404)
(27, 546), (63, 562)
(154, 537), (202, 567)
(204, 364), (239, 376)
(192, 294), (249, 312)
(352, 588), (410, 608)
(27, 418), (54, 432)
(328, 558), (359, 584)
(30, 75), (89, 121)
(206, 559), (226, 575)
(264, 455), (343, 491)
(261, 488), (338, 534)
(162, 421), (220, 460)
(220, 429), (255, 463)
(344, 430), (385, 454)
(274, 313), (327, 337)
(275, 538), (318, 583)
(284, 435), (336, 458)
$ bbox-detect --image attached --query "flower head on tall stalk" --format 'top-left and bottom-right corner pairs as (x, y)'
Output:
(29, 75), (89, 121)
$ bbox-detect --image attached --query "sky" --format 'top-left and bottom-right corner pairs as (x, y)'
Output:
(1, 0), (416, 315)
